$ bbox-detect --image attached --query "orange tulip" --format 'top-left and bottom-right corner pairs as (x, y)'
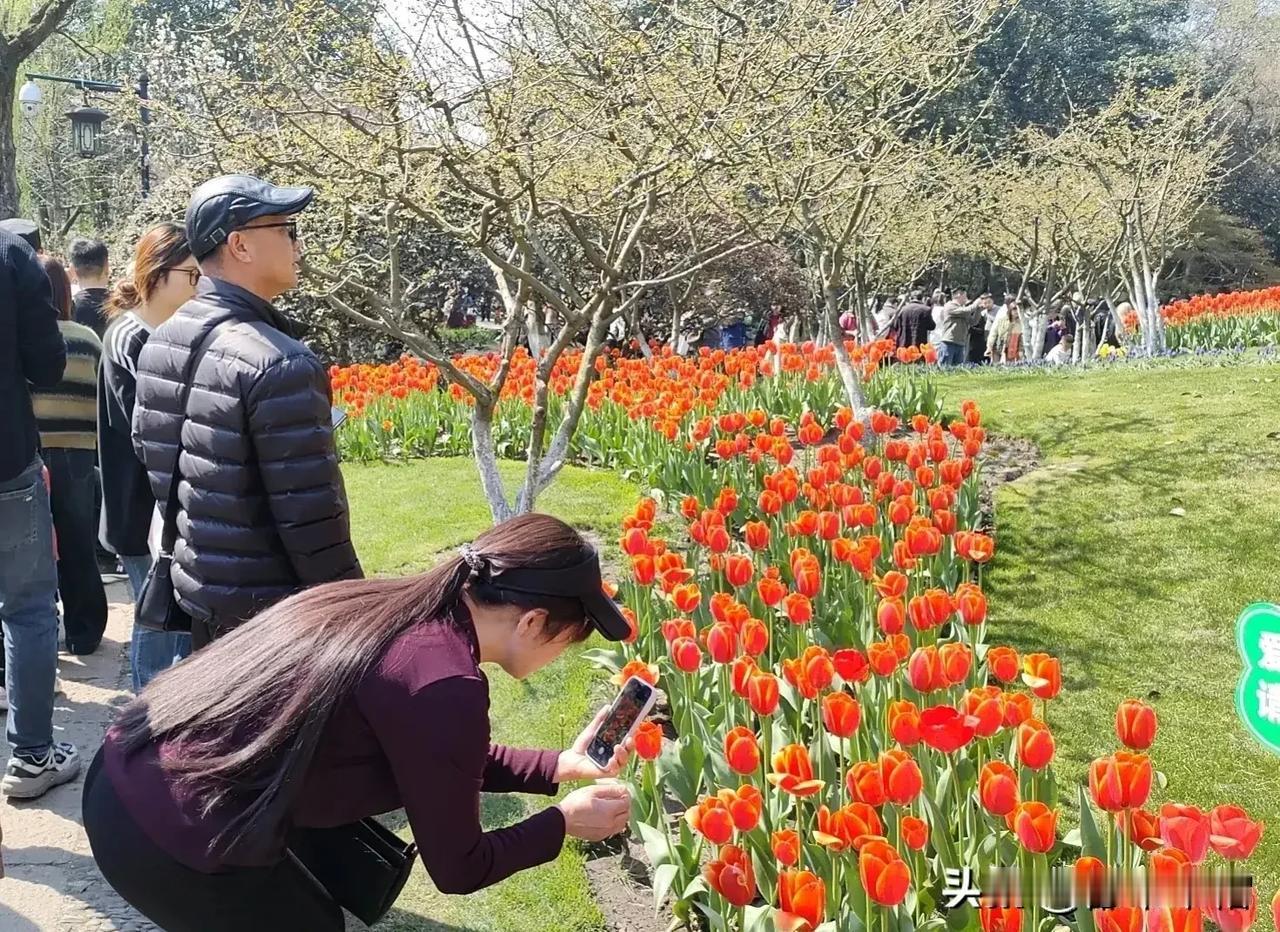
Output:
(822, 691), (861, 737)
(1007, 800), (1057, 853)
(748, 671), (780, 716)
(940, 641), (973, 686)
(962, 686), (1006, 738)
(783, 591), (813, 624)
(723, 727), (760, 775)
(686, 796), (735, 844)
(879, 748), (923, 805)
(720, 784), (764, 832)
(1021, 653), (1062, 700)
(979, 760), (1019, 816)
(986, 646), (1020, 683)
(846, 760), (887, 806)
(1115, 698), (1157, 751)
(777, 869), (825, 931)
(772, 828), (801, 866)
(901, 815), (929, 851)
(1094, 907), (1145, 932)
(740, 617), (769, 657)
(705, 622), (737, 664)
(859, 838), (911, 906)
(768, 744), (825, 797)
(980, 906), (1023, 932)
(814, 802), (882, 852)
(1118, 808), (1163, 852)
(1003, 692), (1035, 727)
(703, 844), (756, 907)
(611, 658), (659, 687)
(887, 699), (922, 746)
(868, 641), (900, 677)
(723, 554), (753, 588)
(634, 720), (663, 760)
(1017, 718), (1055, 770)
(671, 583), (702, 613)
(743, 520), (770, 551)
(955, 582), (987, 625)
(875, 571), (909, 599)
(877, 597), (906, 635)
(1073, 856), (1106, 909)
(907, 646), (946, 693)
(1088, 751), (1153, 811)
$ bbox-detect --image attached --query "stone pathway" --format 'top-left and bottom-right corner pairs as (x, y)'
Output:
(0, 578), (161, 931)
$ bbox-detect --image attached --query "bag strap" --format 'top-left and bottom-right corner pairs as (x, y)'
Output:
(158, 321), (224, 556)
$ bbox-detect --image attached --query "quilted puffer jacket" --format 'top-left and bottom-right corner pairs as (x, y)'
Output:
(132, 277), (361, 634)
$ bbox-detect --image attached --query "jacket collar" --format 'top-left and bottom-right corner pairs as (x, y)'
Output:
(196, 277), (299, 339)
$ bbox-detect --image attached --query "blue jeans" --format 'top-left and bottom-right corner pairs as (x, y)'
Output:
(938, 340), (968, 366)
(120, 554), (191, 691)
(0, 457), (59, 756)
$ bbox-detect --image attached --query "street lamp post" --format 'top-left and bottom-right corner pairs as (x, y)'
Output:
(17, 72), (152, 198)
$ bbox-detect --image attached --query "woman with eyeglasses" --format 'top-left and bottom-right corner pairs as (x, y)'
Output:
(99, 222), (201, 689)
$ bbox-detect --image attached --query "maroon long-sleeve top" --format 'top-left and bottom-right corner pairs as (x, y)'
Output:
(101, 601), (567, 892)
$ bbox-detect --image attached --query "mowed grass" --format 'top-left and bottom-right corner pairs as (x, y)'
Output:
(343, 458), (637, 932)
(934, 361), (1280, 896)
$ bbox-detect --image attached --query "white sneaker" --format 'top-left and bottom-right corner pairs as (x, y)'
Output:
(0, 687), (8, 712)
(1, 741), (81, 799)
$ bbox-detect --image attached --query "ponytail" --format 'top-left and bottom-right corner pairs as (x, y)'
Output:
(104, 279), (142, 318)
(105, 222), (191, 319)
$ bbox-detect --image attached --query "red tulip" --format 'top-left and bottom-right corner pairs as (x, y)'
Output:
(768, 744), (825, 797)
(939, 641), (973, 686)
(980, 906), (1023, 932)
(772, 828), (802, 866)
(671, 583), (702, 613)
(887, 699), (922, 746)
(1118, 808), (1163, 852)
(1094, 908), (1145, 932)
(907, 646), (946, 693)
(612, 658), (659, 687)
(757, 572), (787, 606)
(879, 749), (923, 805)
(621, 528), (649, 556)
(705, 622), (737, 664)
(748, 671), (780, 716)
(877, 597), (906, 635)
(743, 520), (770, 551)
(720, 785), (763, 832)
(1088, 751), (1152, 812)
(868, 641), (900, 677)
(724, 554), (753, 588)
(1017, 718), (1055, 770)
(1209, 804), (1264, 860)
(670, 636), (702, 673)
(778, 870), (825, 930)
(814, 802), (882, 852)
(986, 646), (1019, 683)
(740, 617), (768, 657)
(1003, 692), (1034, 727)
(634, 720), (663, 760)
(632, 554), (656, 585)
(1160, 804), (1211, 864)
(822, 691), (861, 737)
(1115, 698), (1157, 750)
(833, 647), (870, 684)
(955, 582), (987, 625)
(1021, 653), (1062, 700)
(901, 815), (929, 851)
(859, 838), (911, 906)
(919, 705), (978, 754)
(1008, 800), (1057, 853)
(782, 591), (813, 624)
(1073, 856), (1106, 908)
(731, 656), (757, 698)
(704, 844), (756, 907)
(661, 617), (695, 643)
(724, 726), (760, 775)
(1209, 887), (1257, 932)
(980, 761), (1019, 816)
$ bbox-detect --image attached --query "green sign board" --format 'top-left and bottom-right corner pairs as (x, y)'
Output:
(1235, 602), (1280, 756)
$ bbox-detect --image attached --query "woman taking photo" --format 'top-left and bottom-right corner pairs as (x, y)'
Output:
(98, 223), (201, 688)
(83, 514), (634, 930)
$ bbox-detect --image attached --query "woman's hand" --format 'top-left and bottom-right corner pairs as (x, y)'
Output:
(556, 704), (633, 782)
(556, 783), (632, 841)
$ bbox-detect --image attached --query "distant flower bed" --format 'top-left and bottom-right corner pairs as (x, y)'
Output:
(1147, 288), (1280, 351)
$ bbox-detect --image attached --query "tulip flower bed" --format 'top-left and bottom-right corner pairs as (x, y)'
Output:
(328, 340), (943, 486)
(1142, 288), (1280, 352)
(586, 401), (1268, 932)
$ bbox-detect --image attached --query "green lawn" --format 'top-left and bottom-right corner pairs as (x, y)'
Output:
(343, 458), (638, 932)
(934, 360), (1280, 897)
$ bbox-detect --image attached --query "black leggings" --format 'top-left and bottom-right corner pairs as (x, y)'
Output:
(82, 749), (344, 932)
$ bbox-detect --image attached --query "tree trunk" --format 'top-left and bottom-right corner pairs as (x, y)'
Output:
(471, 399), (513, 522)
(0, 64), (21, 220)
(525, 302), (548, 357)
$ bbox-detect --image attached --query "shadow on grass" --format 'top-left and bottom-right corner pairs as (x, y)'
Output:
(374, 908), (486, 931)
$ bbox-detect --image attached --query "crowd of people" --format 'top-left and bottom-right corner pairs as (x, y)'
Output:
(1, 175), (635, 930)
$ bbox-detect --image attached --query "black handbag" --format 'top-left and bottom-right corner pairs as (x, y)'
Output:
(134, 324), (224, 634)
(287, 818), (418, 926)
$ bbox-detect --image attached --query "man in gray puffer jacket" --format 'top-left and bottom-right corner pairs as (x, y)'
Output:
(132, 175), (361, 647)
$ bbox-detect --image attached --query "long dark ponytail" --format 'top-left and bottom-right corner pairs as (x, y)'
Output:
(113, 513), (596, 861)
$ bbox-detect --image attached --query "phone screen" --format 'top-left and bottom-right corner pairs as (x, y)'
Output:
(331, 405), (348, 430)
(588, 677), (654, 767)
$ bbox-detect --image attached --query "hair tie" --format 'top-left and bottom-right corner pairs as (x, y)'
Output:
(459, 545), (487, 576)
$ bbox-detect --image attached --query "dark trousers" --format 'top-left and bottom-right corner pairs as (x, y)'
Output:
(83, 749), (345, 932)
(44, 448), (107, 651)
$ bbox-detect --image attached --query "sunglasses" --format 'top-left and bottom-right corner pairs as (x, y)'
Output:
(164, 267), (201, 287)
(244, 220), (299, 242)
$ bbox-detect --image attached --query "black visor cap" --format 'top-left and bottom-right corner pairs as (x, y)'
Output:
(486, 552), (630, 642)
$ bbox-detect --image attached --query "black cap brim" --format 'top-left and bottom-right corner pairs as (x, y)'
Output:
(580, 589), (632, 642)
(480, 549), (630, 642)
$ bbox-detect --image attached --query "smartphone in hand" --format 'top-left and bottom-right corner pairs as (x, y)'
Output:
(587, 676), (657, 769)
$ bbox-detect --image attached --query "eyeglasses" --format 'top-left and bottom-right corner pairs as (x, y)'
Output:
(164, 267), (201, 287)
(244, 220), (299, 242)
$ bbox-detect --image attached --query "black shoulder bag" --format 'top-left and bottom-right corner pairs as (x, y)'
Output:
(287, 818), (419, 926)
(134, 323), (223, 634)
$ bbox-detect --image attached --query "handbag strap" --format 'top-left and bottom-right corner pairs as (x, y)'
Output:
(158, 320), (224, 556)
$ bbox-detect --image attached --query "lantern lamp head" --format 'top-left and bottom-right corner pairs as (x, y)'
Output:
(66, 105), (110, 158)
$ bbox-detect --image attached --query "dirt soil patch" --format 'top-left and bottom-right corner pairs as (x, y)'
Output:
(975, 434), (1042, 531)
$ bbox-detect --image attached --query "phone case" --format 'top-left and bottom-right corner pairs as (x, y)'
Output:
(589, 676), (658, 768)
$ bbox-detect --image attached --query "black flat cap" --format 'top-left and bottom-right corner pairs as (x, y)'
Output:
(186, 174), (314, 260)
(0, 219), (41, 252)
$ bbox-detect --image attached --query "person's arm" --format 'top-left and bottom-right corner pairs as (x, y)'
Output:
(13, 243), (66, 388)
(246, 354), (363, 584)
(361, 675), (566, 894)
